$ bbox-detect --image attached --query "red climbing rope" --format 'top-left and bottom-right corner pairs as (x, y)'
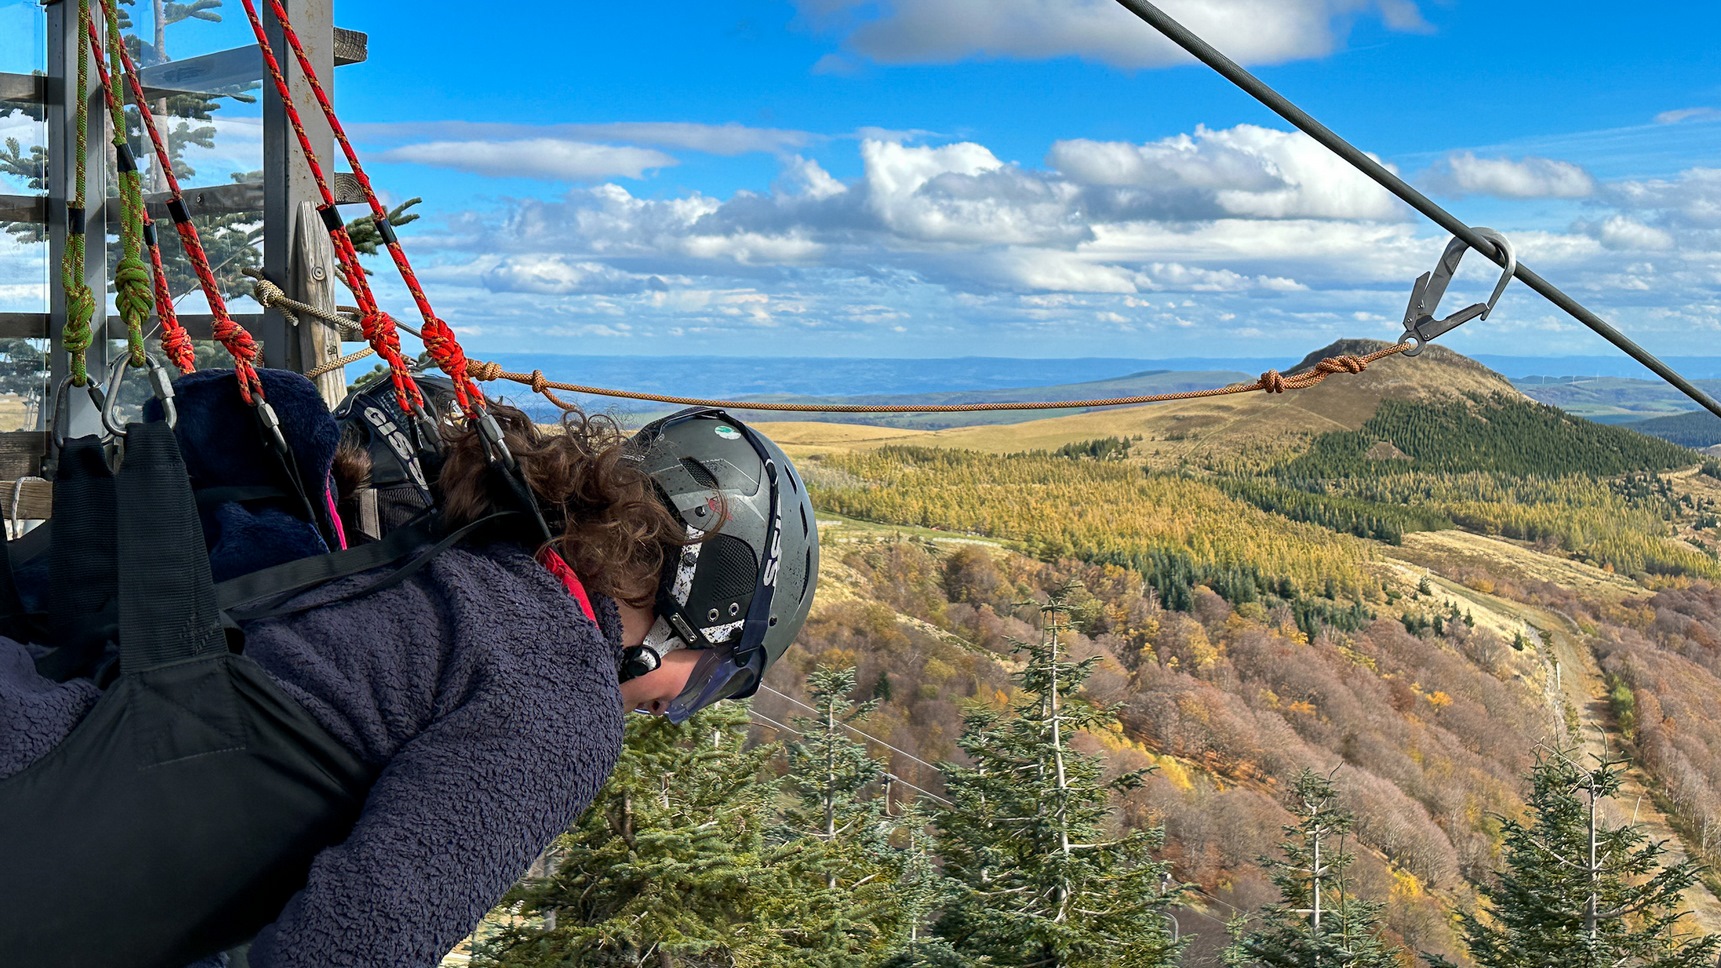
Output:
(236, 0), (421, 414)
(244, 0), (484, 417)
(90, 0), (262, 401)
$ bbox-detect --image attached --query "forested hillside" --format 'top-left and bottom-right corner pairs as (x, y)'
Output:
(464, 344), (1721, 966)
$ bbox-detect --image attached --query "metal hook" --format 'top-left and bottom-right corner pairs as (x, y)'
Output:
(98, 353), (180, 438)
(1401, 227), (1516, 356)
(50, 375), (108, 451)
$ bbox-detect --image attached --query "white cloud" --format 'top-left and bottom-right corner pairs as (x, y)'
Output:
(1425, 152), (1595, 199)
(1654, 108), (1721, 125)
(478, 255), (671, 295)
(795, 0), (1430, 69)
(1608, 168), (1721, 228)
(1585, 215), (1676, 252)
(1051, 125), (1404, 220)
(356, 120), (813, 156)
(379, 139), (677, 181)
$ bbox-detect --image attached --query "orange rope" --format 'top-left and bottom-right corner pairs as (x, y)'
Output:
(462, 343), (1409, 414)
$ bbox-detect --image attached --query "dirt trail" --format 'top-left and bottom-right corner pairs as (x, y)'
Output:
(1423, 573), (1721, 933)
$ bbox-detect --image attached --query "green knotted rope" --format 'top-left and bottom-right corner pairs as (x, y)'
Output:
(59, 0), (96, 386)
(102, 6), (150, 367)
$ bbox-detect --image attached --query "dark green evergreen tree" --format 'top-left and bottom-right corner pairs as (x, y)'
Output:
(1225, 770), (1403, 968)
(1428, 750), (1721, 968)
(934, 584), (1182, 967)
(774, 665), (916, 963)
(473, 703), (800, 968)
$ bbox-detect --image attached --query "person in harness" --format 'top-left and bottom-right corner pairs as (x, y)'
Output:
(0, 374), (820, 968)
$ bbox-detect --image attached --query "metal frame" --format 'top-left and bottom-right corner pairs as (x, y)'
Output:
(2, 0), (367, 488)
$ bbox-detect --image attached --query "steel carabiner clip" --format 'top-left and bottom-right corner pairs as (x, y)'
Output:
(1401, 227), (1516, 356)
(98, 352), (180, 439)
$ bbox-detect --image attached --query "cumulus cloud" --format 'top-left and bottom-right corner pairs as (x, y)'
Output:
(1583, 215), (1676, 252)
(478, 255), (672, 295)
(397, 124), (1721, 357)
(1425, 152), (1595, 199)
(1607, 168), (1721, 228)
(794, 0), (1430, 69)
(1051, 126), (1405, 220)
(379, 139), (677, 181)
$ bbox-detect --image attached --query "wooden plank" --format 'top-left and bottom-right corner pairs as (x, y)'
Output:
(136, 46), (260, 102)
(0, 432), (47, 481)
(294, 201), (347, 406)
(0, 479), (52, 521)
(104, 313), (268, 342)
(334, 28), (368, 66)
(0, 314), (48, 339)
(0, 194), (46, 223)
(0, 71), (46, 106)
(0, 313), (270, 341)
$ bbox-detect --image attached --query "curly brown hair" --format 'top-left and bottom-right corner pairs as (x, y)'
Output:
(433, 402), (686, 608)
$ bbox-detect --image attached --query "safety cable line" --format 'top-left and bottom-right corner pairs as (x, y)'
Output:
(1111, 0), (1721, 421)
(90, 0), (258, 397)
(247, 275), (1412, 414)
(235, 0), (421, 413)
(746, 706), (955, 807)
(252, 0), (483, 417)
(757, 683), (952, 776)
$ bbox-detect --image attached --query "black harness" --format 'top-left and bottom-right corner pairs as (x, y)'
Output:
(0, 423), (375, 968)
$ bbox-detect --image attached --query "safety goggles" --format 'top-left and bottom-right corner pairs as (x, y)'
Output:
(652, 409), (784, 725)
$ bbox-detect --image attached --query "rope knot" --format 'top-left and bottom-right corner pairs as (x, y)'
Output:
(1259, 369), (1286, 394)
(471, 360), (503, 382)
(1315, 354), (1367, 375)
(529, 369), (548, 393)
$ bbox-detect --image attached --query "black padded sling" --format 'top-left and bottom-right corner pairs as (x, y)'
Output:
(0, 421), (376, 968)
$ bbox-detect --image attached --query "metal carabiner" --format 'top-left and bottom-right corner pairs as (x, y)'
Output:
(50, 374), (108, 451)
(98, 353), (180, 438)
(1401, 227), (1516, 356)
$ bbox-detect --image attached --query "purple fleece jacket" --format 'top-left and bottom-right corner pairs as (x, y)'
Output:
(0, 541), (626, 968)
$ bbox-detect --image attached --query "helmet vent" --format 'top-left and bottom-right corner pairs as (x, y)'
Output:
(680, 457), (720, 489)
(694, 534), (758, 606)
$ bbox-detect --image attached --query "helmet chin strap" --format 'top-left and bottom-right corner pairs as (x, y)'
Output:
(619, 615), (689, 683)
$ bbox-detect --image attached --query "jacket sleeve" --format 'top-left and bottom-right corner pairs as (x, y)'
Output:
(244, 627), (625, 968)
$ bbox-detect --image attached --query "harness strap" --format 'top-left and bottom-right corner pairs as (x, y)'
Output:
(40, 436), (117, 679)
(116, 420), (226, 673)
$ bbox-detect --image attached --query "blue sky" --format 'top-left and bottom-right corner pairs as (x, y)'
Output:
(3, 0), (1719, 363)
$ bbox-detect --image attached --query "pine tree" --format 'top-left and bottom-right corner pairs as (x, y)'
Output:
(1429, 750), (1721, 968)
(934, 583), (1182, 967)
(474, 703), (799, 968)
(1225, 770), (1403, 968)
(775, 665), (917, 963)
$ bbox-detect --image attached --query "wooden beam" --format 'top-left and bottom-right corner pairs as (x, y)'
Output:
(0, 479), (52, 520)
(0, 194), (46, 223)
(0, 71), (46, 106)
(333, 28), (368, 66)
(0, 314), (48, 340)
(0, 432), (47, 481)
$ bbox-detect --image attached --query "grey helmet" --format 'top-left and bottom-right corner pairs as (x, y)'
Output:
(626, 407), (819, 723)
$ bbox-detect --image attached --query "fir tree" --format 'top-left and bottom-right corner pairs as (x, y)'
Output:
(935, 583), (1182, 968)
(1225, 769), (1403, 968)
(775, 665), (916, 962)
(1428, 749), (1721, 968)
(474, 703), (801, 968)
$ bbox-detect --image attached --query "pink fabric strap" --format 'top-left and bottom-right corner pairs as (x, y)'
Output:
(538, 549), (598, 624)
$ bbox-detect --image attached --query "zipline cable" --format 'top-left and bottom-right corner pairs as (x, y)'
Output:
(1109, 0), (1721, 422)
